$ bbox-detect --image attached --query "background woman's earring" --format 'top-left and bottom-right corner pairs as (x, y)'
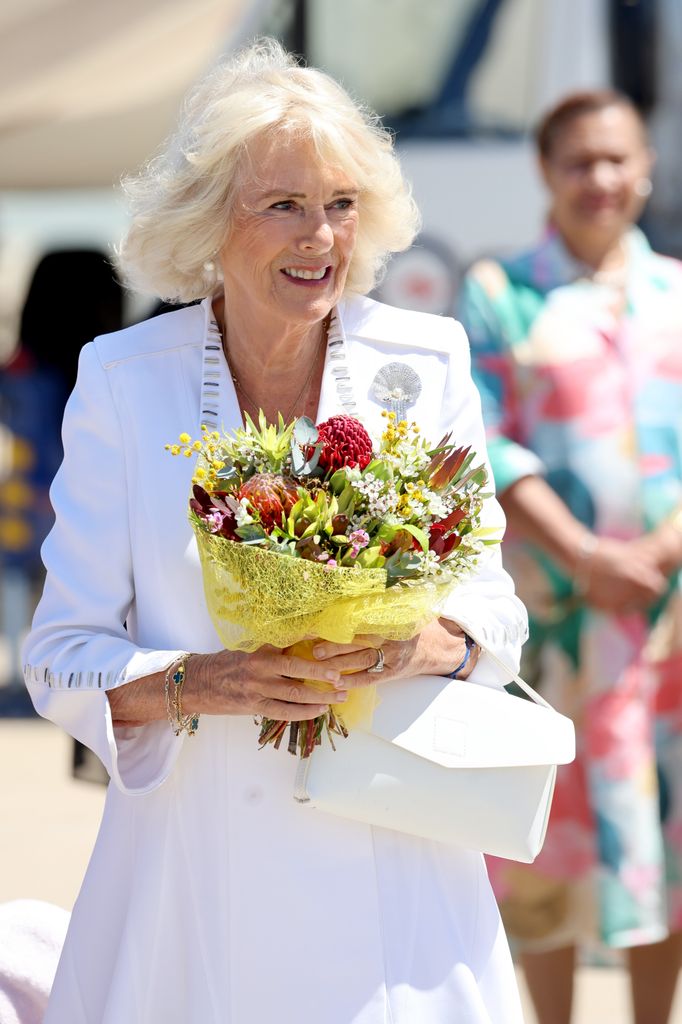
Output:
(203, 259), (216, 273)
(634, 178), (653, 198)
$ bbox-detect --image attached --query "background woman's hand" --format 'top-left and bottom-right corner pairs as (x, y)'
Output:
(630, 521), (682, 579)
(577, 537), (668, 613)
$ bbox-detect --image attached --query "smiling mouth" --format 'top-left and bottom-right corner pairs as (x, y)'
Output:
(281, 266), (331, 281)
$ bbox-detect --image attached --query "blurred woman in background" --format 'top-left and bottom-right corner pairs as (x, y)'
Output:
(0, 251), (122, 715)
(459, 90), (682, 1024)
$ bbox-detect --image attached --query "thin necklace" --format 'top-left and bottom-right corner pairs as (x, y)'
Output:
(222, 315), (330, 422)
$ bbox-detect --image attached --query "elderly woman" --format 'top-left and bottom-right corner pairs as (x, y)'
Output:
(459, 90), (682, 1024)
(24, 41), (527, 1023)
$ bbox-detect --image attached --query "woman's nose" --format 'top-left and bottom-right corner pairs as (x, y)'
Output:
(297, 210), (334, 251)
(588, 159), (620, 190)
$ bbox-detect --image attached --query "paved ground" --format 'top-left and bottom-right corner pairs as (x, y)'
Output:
(3, 715), (682, 1024)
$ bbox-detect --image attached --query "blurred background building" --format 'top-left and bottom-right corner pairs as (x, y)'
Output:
(0, 0), (678, 690)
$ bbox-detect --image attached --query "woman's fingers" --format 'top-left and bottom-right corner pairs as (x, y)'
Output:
(311, 637), (382, 660)
(263, 678), (347, 705)
(313, 646), (384, 676)
(310, 638), (423, 685)
(257, 699), (337, 722)
(266, 649), (343, 687)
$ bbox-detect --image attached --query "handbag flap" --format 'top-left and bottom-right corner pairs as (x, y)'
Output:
(365, 675), (575, 769)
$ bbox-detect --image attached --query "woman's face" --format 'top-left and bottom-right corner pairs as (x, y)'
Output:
(540, 105), (653, 242)
(219, 134), (359, 329)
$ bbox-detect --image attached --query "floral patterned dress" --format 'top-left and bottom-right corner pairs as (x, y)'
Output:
(459, 227), (682, 950)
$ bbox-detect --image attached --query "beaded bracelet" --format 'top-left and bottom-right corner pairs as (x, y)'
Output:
(448, 633), (477, 679)
(164, 654), (200, 736)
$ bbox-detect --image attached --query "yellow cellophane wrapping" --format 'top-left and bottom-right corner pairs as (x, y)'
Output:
(194, 525), (455, 729)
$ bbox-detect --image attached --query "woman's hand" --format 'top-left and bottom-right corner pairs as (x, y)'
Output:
(575, 537), (668, 613)
(630, 521), (682, 579)
(309, 619), (477, 690)
(107, 623), (478, 730)
(187, 647), (348, 721)
(108, 646), (347, 728)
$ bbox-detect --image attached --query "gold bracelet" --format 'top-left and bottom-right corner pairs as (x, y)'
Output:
(164, 655), (200, 736)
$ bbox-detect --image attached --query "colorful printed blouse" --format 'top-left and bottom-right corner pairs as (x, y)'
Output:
(458, 227), (682, 949)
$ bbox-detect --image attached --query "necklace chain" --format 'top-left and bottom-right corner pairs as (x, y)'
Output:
(222, 315), (330, 421)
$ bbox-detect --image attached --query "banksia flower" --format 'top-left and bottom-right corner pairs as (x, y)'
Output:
(317, 415), (373, 472)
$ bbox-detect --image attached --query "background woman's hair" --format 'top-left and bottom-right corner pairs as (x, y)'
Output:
(20, 249), (123, 383)
(535, 88), (648, 159)
(117, 38), (420, 301)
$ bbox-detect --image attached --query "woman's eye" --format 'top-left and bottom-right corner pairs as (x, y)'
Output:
(271, 200), (296, 211)
(331, 198), (355, 210)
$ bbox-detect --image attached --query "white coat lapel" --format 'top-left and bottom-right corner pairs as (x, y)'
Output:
(336, 298), (451, 444)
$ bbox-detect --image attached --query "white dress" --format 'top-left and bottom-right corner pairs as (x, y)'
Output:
(23, 295), (528, 1024)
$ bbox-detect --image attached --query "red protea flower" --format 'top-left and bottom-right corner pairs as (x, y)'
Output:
(238, 473), (300, 531)
(316, 415), (373, 472)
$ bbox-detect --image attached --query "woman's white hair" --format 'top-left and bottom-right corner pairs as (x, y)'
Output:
(117, 38), (420, 301)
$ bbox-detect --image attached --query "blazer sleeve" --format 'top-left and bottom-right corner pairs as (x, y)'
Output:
(437, 317), (529, 688)
(22, 342), (187, 795)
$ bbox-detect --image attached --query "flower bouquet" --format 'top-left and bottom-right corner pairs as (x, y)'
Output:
(168, 411), (498, 756)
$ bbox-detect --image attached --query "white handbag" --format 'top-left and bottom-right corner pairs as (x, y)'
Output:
(293, 641), (575, 863)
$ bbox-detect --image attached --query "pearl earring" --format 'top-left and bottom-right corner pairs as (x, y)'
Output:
(634, 178), (652, 198)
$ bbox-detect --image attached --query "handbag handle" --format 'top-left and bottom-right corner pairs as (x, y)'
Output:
(460, 624), (553, 711)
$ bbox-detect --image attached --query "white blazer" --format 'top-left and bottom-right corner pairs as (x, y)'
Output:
(23, 295), (528, 1024)
(23, 294), (528, 795)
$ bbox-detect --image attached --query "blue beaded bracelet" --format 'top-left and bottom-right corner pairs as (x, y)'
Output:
(448, 633), (477, 678)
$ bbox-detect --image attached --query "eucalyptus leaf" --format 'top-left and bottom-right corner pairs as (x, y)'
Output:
(234, 524), (268, 544)
(385, 549), (421, 586)
(293, 416), (319, 445)
(301, 445), (323, 476)
(216, 463), (240, 484)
